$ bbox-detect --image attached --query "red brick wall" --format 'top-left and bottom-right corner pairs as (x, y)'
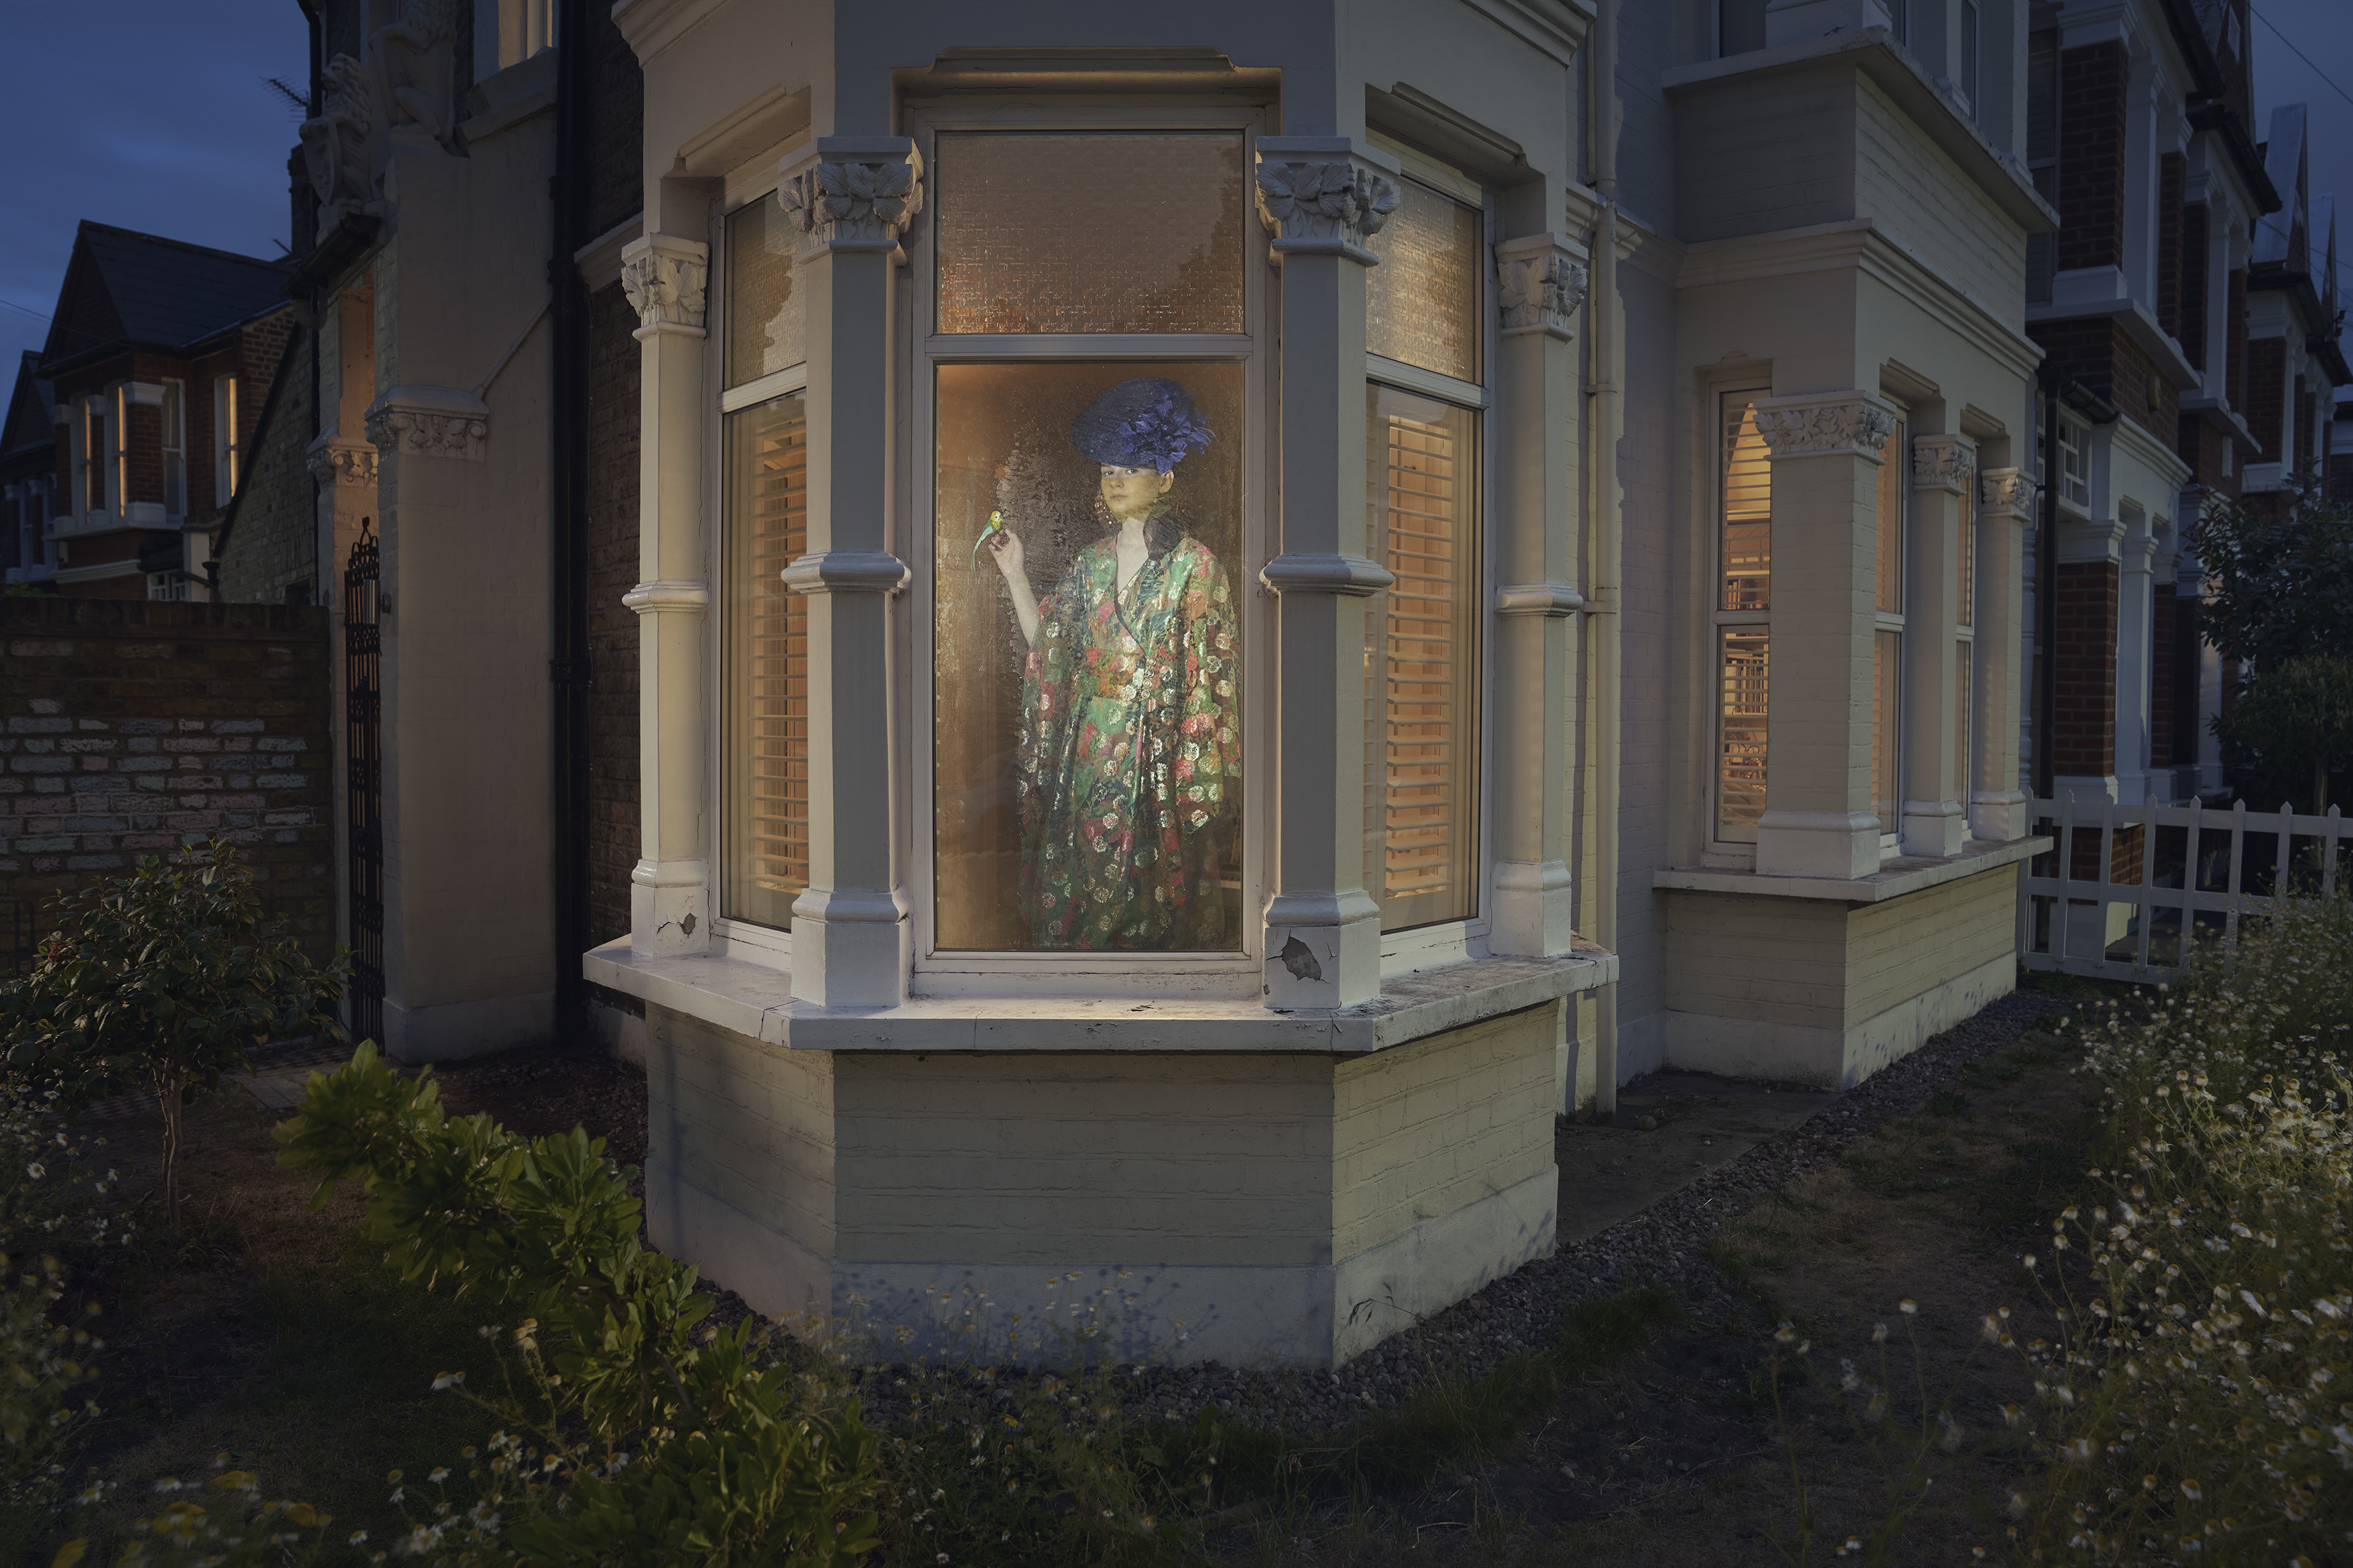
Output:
(0, 598), (333, 967)
(2056, 41), (2127, 273)
(2157, 151), (2183, 341)
(2052, 559), (2119, 778)
(2225, 269), (2247, 410)
(585, 282), (640, 949)
(2112, 324), (2179, 448)
(584, 4), (645, 242)
(2246, 337), (2285, 462)
(2179, 202), (2208, 377)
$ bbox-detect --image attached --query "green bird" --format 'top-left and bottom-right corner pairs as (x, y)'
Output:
(970, 510), (1006, 572)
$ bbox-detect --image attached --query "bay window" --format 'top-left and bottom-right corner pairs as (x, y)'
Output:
(1955, 475), (1976, 808)
(1874, 409), (1908, 849)
(1715, 390), (1771, 844)
(161, 379), (187, 518)
(213, 375), (241, 507)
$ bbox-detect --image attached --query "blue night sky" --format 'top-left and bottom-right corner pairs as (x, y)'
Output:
(0, 1), (2347, 376)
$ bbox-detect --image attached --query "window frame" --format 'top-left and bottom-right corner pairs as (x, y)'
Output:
(899, 103), (1276, 998)
(1873, 404), (1910, 857)
(161, 378), (187, 520)
(1709, 380), (1774, 863)
(212, 375), (241, 508)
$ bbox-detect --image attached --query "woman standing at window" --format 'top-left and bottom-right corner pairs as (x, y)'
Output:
(984, 377), (1240, 949)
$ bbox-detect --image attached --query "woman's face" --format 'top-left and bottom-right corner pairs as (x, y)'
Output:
(1099, 463), (1175, 521)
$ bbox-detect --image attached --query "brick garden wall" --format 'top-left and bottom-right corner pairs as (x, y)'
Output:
(0, 599), (332, 969)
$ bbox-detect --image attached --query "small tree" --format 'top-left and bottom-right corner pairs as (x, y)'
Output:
(2184, 470), (2353, 674)
(0, 838), (347, 1230)
(2218, 651), (2353, 814)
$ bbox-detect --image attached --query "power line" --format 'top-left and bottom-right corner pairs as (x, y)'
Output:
(2250, 4), (2353, 111)
(0, 296), (51, 324)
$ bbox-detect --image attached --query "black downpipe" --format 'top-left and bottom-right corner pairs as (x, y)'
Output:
(302, 1), (324, 601)
(2036, 368), (2060, 800)
(550, 0), (591, 1048)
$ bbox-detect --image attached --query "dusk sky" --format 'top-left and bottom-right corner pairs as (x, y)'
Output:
(0, 1), (2347, 377)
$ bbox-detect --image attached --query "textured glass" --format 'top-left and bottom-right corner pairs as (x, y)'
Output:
(1366, 177), (1481, 383)
(723, 393), (809, 928)
(1874, 628), (1903, 836)
(934, 362), (1246, 951)
(1717, 629), (1768, 843)
(1957, 482), (1976, 627)
(934, 133), (1247, 334)
(1721, 396), (1770, 610)
(726, 195), (803, 387)
(1877, 418), (1907, 614)
(1365, 383), (1480, 931)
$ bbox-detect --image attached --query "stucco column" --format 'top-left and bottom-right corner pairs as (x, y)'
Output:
(1971, 468), (2034, 838)
(1750, 391), (1898, 879)
(1901, 433), (1974, 857)
(1488, 233), (1588, 955)
(620, 232), (714, 957)
(778, 138), (920, 1009)
(1254, 137), (1400, 1009)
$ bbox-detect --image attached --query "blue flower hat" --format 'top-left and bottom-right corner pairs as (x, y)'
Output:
(1068, 378), (1215, 474)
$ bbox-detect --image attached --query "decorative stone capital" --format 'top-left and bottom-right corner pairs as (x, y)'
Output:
(1751, 392), (1899, 461)
(2054, 515), (2127, 565)
(781, 550), (911, 596)
(622, 579), (713, 615)
(1258, 552), (1396, 597)
(305, 431), (379, 487)
(1910, 433), (1977, 492)
(1496, 234), (1588, 339)
(1253, 137), (1402, 264)
(1977, 466), (2039, 520)
(777, 138), (925, 262)
(620, 234), (709, 336)
(1495, 582), (1585, 617)
(364, 386), (488, 461)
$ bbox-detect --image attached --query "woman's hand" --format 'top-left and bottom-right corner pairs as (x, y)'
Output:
(988, 528), (1042, 649)
(987, 526), (1026, 582)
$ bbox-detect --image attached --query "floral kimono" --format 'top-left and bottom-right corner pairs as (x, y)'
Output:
(1017, 530), (1240, 949)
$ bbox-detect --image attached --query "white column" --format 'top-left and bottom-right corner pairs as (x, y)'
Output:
(1255, 137), (1400, 1009)
(1489, 234), (1589, 955)
(778, 138), (920, 1009)
(1902, 433), (1974, 857)
(620, 232), (714, 957)
(2121, 56), (2160, 309)
(2115, 510), (2155, 804)
(1751, 391), (1899, 879)
(1971, 468), (2034, 839)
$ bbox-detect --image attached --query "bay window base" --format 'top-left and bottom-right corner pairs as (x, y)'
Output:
(1489, 859), (1577, 958)
(591, 940), (1615, 1369)
(1754, 810), (1883, 879)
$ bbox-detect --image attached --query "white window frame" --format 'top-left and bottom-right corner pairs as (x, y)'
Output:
(213, 374), (240, 507)
(110, 386), (130, 514)
(2057, 410), (2090, 510)
(146, 571), (187, 602)
(1709, 380), (1773, 865)
(77, 393), (108, 519)
(893, 102), (1275, 999)
(1960, 0), (1982, 120)
(160, 378), (187, 520)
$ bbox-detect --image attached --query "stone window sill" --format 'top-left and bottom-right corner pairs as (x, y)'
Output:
(582, 937), (1619, 1056)
(1652, 835), (2051, 904)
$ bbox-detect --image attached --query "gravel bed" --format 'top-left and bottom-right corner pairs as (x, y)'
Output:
(745, 988), (2081, 1439)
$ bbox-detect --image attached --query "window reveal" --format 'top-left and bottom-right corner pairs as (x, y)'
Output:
(1366, 385), (1480, 930)
(721, 393), (810, 929)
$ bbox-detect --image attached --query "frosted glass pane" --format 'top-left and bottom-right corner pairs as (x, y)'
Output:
(1957, 482), (1976, 627)
(1874, 628), (1903, 833)
(935, 133), (1247, 334)
(1365, 383), (1480, 931)
(1718, 629), (1768, 843)
(725, 196), (803, 387)
(722, 394), (809, 927)
(934, 363), (1245, 951)
(1721, 396), (1770, 611)
(1366, 177), (1481, 383)
(1878, 418), (1906, 614)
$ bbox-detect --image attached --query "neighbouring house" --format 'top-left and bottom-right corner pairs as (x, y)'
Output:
(28, 223), (298, 602)
(1, 353), (60, 586)
(2245, 105), (2347, 510)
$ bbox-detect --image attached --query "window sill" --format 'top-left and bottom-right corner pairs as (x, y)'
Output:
(582, 936), (1618, 1056)
(1652, 835), (2051, 904)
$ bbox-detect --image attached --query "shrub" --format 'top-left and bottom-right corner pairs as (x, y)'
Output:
(2215, 653), (2353, 815)
(0, 839), (347, 1230)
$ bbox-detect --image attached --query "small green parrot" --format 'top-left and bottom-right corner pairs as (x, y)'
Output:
(970, 510), (1006, 572)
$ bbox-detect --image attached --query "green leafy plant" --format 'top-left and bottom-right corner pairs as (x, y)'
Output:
(2185, 472), (2353, 676)
(2216, 652), (2353, 815)
(0, 839), (348, 1230)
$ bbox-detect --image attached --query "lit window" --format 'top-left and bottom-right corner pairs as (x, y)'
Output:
(1715, 392), (1771, 843)
(79, 396), (105, 515)
(214, 376), (241, 507)
(161, 380), (187, 517)
(721, 392), (809, 929)
(1873, 413), (1909, 847)
(111, 388), (130, 511)
(2057, 412), (2089, 507)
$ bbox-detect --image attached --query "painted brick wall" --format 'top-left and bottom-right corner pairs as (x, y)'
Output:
(2246, 337), (2285, 462)
(0, 599), (332, 967)
(585, 282), (639, 948)
(2055, 41), (2126, 273)
(215, 329), (318, 605)
(2051, 560), (2118, 777)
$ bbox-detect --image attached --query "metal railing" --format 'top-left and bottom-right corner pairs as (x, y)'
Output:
(2018, 795), (2348, 982)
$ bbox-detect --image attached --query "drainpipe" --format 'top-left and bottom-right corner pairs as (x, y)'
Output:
(550, 0), (591, 1048)
(1587, 0), (1622, 1125)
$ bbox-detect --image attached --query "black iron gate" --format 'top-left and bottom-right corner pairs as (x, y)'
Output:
(344, 519), (386, 1045)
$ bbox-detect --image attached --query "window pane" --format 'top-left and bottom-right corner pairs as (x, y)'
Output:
(935, 363), (1245, 951)
(1877, 418), (1905, 614)
(1873, 628), (1902, 835)
(1957, 479), (1975, 627)
(161, 381), (185, 517)
(725, 195), (804, 387)
(1366, 383), (1479, 930)
(1365, 177), (1481, 383)
(935, 133), (1247, 334)
(722, 393), (810, 928)
(1718, 629), (1768, 842)
(1722, 394), (1770, 610)
(1955, 641), (1972, 805)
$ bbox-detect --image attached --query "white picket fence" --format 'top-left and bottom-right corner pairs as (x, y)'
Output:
(2017, 795), (2347, 982)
